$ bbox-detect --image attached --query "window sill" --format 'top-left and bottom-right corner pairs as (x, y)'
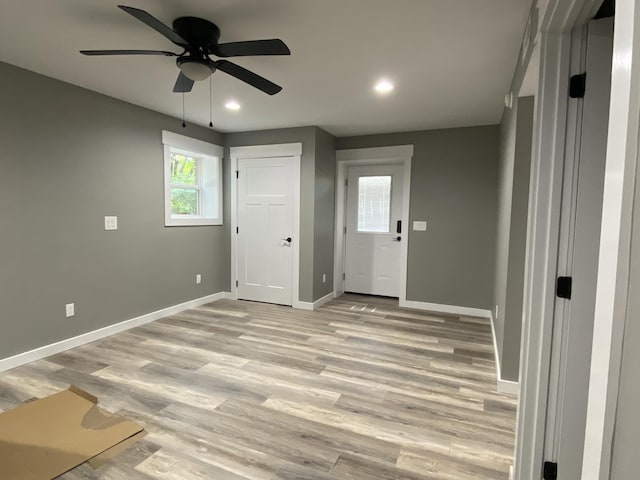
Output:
(165, 217), (223, 227)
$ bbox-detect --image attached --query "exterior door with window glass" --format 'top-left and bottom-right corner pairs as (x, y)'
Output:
(344, 164), (404, 296)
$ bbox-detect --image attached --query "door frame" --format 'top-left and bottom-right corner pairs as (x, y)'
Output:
(515, 1), (622, 479)
(229, 143), (303, 308)
(581, 0), (640, 476)
(541, 17), (614, 477)
(334, 145), (413, 301)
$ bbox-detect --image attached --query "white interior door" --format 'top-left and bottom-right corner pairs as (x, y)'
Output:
(237, 157), (295, 306)
(550, 17), (613, 479)
(344, 164), (404, 296)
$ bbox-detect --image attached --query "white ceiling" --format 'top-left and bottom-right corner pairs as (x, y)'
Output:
(0, 0), (531, 136)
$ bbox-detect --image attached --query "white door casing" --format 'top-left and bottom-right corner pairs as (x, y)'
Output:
(334, 145), (413, 302)
(344, 164), (404, 296)
(582, 0), (640, 475)
(546, 17), (613, 479)
(237, 156), (295, 306)
(516, 1), (623, 479)
(230, 143), (302, 308)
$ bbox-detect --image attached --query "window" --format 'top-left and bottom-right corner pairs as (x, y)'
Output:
(162, 131), (223, 226)
(357, 175), (392, 233)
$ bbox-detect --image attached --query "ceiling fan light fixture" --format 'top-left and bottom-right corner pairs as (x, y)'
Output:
(178, 59), (213, 81)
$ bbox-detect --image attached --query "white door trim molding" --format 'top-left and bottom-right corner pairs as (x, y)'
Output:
(515, 30), (573, 480)
(230, 143), (303, 308)
(334, 145), (413, 303)
(582, 0), (640, 476)
(229, 143), (302, 159)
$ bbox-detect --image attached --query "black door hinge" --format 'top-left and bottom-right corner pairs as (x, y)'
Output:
(235, 280), (238, 287)
(236, 226), (239, 234)
(236, 170), (239, 179)
(557, 276), (572, 300)
(570, 73), (586, 98)
(543, 461), (558, 480)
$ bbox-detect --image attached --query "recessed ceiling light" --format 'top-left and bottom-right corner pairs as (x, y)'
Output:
(374, 79), (394, 94)
(225, 100), (241, 111)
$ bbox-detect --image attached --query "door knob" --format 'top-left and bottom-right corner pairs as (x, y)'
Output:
(282, 237), (292, 243)
(392, 236), (401, 242)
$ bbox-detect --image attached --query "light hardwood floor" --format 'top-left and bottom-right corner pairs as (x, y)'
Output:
(0, 294), (517, 479)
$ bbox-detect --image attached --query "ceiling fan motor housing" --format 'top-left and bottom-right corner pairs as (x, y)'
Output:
(172, 17), (221, 52)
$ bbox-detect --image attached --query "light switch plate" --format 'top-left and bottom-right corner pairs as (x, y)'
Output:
(104, 216), (118, 231)
(65, 303), (75, 318)
(413, 221), (427, 231)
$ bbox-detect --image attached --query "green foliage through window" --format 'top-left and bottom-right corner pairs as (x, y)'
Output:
(171, 188), (198, 215)
(170, 151), (199, 215)
(170, 153), (198, 185)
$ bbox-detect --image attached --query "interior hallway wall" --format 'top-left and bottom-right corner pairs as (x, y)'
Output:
(494, 96), (534, 382)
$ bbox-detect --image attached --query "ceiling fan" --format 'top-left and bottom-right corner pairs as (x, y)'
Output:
(80, 5), (290, 95)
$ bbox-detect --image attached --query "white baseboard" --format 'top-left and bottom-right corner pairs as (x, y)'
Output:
(294, 291), (336, 311)
(313, 291), (336, 309)
(499, 378), (521, 395)
(0, 291), (231, 373)
(489, 312), (521, 395)
(399, 299), (492, 318)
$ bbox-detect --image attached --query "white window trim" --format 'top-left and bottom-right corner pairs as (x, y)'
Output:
(162, 130), (223, 227)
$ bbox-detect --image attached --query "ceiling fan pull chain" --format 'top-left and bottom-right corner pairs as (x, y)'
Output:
(181, 90), (186, 128)
(209, 75), (214, 128)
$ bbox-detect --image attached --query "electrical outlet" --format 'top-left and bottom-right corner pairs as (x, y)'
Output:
(196, 274), (202, 284)
(322, 274), (326, 283)
(65, 303), (75, 318)
(104, 216), (118, 231)
(495, 305), (499, 319)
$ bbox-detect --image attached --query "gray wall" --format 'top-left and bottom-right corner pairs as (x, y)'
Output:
(489, 0), (538, 383)
(0, 61), (228, 360)
(493, 105), (517, 370)
(313, 128), (337, 300)
(494, 96), (534, 382)
(337, 126), (499, 310)
(225, 126), (336, 303)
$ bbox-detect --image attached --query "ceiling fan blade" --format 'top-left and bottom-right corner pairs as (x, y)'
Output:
(80, 49), (178, 56)
(118, 5), (188, 47)
(214, 39), (290, 57)
(215, 60), (282, 95)
(173, 72), (195, 93)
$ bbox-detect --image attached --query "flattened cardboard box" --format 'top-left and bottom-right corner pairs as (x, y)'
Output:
(0, 385), (144, 480)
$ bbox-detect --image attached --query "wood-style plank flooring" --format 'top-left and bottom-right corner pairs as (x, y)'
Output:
(0, 294), (517, 479)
